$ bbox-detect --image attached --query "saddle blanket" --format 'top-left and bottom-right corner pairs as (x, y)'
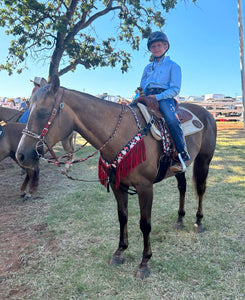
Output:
(137, 103), (204, 141)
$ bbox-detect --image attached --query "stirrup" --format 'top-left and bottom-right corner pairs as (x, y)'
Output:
(177, 153), (187, 172)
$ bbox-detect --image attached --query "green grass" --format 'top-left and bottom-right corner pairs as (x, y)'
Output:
(3, 130), (245, 299)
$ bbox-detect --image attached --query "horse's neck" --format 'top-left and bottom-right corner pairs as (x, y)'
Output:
(67, 92), (123, 150)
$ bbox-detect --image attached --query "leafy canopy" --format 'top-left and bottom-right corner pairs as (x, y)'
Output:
(0, 0), (196, 78)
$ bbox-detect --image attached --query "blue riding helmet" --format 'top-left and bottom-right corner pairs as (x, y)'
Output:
(147, 31), (170, 51)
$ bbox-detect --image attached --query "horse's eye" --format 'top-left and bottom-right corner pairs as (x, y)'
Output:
(36, 108), (51, 120)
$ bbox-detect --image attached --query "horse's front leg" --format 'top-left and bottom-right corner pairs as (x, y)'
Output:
(135, 182), (153, 279)
(174, 172), (186, 229)
(109, 184), (129, 266)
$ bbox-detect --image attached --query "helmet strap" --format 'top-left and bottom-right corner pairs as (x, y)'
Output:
(154, 52), (166, 60)
(152, 50), (168, 70)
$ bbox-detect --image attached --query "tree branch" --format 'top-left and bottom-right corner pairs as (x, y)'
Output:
(64, 3), (122, 44)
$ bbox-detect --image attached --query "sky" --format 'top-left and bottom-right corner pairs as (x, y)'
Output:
(0, 0), (244, 99)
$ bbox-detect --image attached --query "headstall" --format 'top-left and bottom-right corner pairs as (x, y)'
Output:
(22, 88), (65, 163)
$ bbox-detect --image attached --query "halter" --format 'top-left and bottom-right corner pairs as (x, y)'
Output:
(22, 88), (65, 163)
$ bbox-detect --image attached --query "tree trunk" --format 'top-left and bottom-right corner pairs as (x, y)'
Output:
(48, 32), (65, 82)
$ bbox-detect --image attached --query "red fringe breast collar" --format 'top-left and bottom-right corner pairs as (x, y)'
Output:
(98, 132), (146, 189)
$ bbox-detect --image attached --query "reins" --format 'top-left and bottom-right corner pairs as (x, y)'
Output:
(23, 92), (127, 183)
(42, 102), (127, 166)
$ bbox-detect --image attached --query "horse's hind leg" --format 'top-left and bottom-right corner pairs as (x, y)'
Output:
(193, 154), (212, 233)
(109, 184), (129, 266)
(174, 172), (186, 229)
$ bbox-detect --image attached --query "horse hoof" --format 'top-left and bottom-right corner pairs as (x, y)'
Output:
(109, 253), (125, 266)
(135, 265), (150, 279)
(174, 221), (184, 230)
(23, 193), (32, 201)
(20, 191), (26, 198)
(194, 223), (205, 233)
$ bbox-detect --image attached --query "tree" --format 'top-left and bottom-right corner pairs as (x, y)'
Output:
(0, 0), (196, 79)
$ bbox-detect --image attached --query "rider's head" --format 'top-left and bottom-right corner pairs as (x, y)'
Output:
(147, 32), (170, 56)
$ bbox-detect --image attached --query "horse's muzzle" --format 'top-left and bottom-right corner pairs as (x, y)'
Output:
(16, 145), (41, 168)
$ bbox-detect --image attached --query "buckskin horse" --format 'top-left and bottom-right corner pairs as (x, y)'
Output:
(0, 105), (75, 172)
(0, 122), (39, 200)
(16, 75), (217, 278)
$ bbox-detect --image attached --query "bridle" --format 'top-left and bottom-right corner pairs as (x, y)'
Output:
(22, 88), (65, 163)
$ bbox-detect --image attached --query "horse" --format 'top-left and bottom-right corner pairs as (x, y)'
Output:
(0, 122), (39, 200)
(0, 105), (75, 172)
(16, 75), (217, 278)
(0, 106), (24, 122)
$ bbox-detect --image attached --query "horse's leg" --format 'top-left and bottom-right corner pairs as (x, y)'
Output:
(20, 173), (29, 199)
(28, 167), (39, 194)
(135, 182), (153, 279)
(61, 132), (75, 173)
(109, 184), (129, 266)
(193, 154), (212, 233)
(174, 172), (186, 229)
(21, 167), (39, 201)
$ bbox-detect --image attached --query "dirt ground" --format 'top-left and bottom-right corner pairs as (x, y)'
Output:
(0, 156), (80, 299)
(0, 121), (244, 298)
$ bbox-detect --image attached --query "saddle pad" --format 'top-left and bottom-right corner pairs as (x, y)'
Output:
(179, 107), (204, 136)
(137, 103), (204, 140)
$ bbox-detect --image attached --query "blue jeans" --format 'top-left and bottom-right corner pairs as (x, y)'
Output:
(158, 99), (190, 161)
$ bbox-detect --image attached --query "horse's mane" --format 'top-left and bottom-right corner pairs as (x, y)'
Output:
(63, 87), (100, 101)
(32, 84), (121, 109)
(63, 86), (121, 108)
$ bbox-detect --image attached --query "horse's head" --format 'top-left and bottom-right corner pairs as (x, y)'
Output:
(16, 75), (73, 168)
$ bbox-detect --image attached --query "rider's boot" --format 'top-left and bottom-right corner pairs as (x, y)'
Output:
(169, 152), (190, 173)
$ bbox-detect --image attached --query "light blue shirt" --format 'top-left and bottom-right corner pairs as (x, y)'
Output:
(140, 56), (181, 101)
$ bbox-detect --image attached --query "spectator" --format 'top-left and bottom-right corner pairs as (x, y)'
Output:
(19, 77), (47, 124)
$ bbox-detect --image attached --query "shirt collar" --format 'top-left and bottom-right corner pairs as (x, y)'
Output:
(154, 55), (170, 63)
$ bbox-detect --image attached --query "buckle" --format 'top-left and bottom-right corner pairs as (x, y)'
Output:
(41, 127), (49, 137)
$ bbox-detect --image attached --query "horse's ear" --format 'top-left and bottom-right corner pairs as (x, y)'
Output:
(40, 78), (47, 87)
(49, 75), (60, 94)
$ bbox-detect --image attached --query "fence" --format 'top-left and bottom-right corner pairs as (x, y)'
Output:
(191, 101), (244, 121)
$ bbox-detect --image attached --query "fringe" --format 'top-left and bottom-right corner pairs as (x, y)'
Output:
(98, 138), (146, 189)
(115, 138), (145, 188)
(98, 156), (110, 187)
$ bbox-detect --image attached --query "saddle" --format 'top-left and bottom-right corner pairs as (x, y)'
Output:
(133, 95), (204, 141)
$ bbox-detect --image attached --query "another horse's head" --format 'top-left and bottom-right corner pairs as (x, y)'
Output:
(16, 75), (73, 169)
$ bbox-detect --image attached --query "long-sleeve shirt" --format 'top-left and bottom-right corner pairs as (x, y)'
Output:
(140, 56), (181, 101)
